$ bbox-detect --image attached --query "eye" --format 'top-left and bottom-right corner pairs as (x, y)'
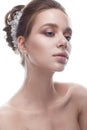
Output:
(65, 35), (71, 41)
(44, 31), (55, 37)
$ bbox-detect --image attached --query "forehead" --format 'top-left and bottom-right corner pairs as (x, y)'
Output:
(32, 9), (71, 31)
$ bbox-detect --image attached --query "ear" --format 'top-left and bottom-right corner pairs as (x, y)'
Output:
(17, 36), (27, 55)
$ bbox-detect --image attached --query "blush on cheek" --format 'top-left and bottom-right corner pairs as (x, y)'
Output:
(28, 38), (48, 54)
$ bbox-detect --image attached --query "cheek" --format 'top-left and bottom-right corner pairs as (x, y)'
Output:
(27, 39), (49, 64)
(68, 44), (72, 53)
(28, 36), (52, 55)
(66, 42), (71, 54)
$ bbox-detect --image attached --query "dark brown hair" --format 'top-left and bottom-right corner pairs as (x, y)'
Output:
(3, 0), (67, 65)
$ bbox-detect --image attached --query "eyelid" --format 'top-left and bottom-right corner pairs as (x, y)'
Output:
(64, 31), (72, 41)
(40, 27), (56, 37)
(43, 31), (55, 37)
(40, 25), (57, 32)
(65, 35), (71, 41)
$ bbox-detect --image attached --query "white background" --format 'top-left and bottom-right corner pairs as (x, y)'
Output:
(0, 0), (87, 106)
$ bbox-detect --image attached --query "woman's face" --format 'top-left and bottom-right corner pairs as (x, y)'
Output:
(25, 9), (72, 72)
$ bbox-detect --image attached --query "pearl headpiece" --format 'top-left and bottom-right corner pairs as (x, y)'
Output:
(8, 9), (23, 48)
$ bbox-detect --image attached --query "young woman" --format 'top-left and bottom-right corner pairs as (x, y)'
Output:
(0, 0), (87, 129)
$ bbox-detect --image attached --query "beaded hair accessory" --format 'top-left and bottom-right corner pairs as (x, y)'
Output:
(8, 9), (23, 48)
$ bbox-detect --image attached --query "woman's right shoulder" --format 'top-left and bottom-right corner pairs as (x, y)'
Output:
(0, 105), (22, 129)
(0, 105), (12, 129)
(0, 104), (17, 117)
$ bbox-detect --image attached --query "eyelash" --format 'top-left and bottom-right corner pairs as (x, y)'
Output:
(44, 31), (55, 37)
(43, 31), (71, 41)
(65, 36), (71, 41)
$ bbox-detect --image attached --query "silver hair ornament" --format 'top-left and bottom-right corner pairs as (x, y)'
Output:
(8, 9), (23, 48)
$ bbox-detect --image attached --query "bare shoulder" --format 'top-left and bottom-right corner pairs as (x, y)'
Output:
(68, 83), (87, 130)
(54, 81), (87, 105)
(0, 105), (22, 129)
(72, 83), (87, 114)
(0, 104), (20, 117)
(67, 82), (87, 104)
(55, 82), (87, 129)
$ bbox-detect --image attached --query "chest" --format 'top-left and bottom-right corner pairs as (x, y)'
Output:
(3, 93), (80, 130)
(22, 105), (80, 130)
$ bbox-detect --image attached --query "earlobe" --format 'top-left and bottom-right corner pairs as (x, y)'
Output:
(17, 36), (27, 55)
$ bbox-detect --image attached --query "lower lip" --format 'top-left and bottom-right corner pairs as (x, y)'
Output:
(54, 55), (68, 63)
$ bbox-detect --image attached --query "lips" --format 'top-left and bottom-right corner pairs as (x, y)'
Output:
(53, 52), (69, 64)
(53, 52), (69, 59)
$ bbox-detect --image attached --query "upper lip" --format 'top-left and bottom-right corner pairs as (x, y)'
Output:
(53, 52), (69, 59)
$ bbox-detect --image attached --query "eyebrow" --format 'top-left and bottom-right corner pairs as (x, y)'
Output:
(39, 23), (72, 34)
(64, 27), (72, 35)
(40, 23), (58, 29)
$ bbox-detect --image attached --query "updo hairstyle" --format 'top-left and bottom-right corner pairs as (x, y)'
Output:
(3, 0), (66, 65)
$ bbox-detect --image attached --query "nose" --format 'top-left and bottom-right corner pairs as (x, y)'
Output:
(56, 34), (68, 49)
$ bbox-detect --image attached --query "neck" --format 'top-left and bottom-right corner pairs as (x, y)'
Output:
(10, 64), (57, 109)
(22, 67), (56, 105)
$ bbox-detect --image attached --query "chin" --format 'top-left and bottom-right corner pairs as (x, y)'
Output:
(56, 67), (65, 72)
(53, 64), (66, 72)
(51, 66), (65, 73)
(57, 68), (65, 72)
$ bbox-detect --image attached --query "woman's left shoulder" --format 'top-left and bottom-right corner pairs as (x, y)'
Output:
(55, 82), (87, 103)
(67, 82), (87, 108)
(69, 82), (87, 100)
(54, 81), (87, 103)
(69, 83), (87, 129)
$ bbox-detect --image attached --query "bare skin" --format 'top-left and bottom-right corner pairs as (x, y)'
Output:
(0, 9), (87, 130)
(0, 82), (87, 130)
